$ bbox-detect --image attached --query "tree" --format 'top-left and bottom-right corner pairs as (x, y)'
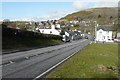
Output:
(98, 14), (101, 18)
(21, 27), (27, 30)
(110, 16), (113, 19)
(74, 24), (79, 27)
(35, 22), (38, 28)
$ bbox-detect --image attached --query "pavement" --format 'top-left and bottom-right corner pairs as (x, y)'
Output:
(94, 41), (119, 44)
(2, 38), (92, 79)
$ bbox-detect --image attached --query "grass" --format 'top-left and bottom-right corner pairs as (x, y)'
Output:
(2, 37), (62, 50)
(46, 43), (118, 78)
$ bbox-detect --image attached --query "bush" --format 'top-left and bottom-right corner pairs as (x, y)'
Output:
(74, 24), (79, 27)
(114, 40), (118, 43)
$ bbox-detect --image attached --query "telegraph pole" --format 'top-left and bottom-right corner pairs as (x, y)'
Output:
(95, 22), (98, 43)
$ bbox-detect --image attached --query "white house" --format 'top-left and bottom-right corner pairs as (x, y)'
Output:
(96, 25), (113, 42)
(38, 24), (61, 35)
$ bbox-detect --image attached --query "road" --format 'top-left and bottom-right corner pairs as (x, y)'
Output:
(2, 39), (92, 79)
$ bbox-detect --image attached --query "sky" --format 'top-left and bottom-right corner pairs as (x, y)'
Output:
(1, 0), (119, 21)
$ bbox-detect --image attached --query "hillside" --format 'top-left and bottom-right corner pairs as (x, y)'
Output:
(59, 7), (118, 34)
(60, 7), (118, 23)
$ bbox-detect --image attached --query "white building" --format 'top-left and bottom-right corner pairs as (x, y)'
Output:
(38, 24), (61, 35)
(96, 25), (113, 42)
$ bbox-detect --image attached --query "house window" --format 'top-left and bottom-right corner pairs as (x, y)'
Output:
(106, 31), (109, 35)
(99, 31), (102, 33)
(50, 31), (52, 34)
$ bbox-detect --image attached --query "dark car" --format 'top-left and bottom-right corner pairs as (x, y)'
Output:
(85, 36), (88, 39)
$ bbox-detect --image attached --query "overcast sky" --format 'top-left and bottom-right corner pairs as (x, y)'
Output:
(1, 0), (119, 21)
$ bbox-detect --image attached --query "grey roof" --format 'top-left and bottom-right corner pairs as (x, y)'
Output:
(64, 30), (75, 35)
(97, 26), (113, 31)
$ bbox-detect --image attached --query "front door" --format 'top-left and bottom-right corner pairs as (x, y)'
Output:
(98, 31), (104, 41)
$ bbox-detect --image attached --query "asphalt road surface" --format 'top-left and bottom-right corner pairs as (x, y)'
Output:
(2, 38), (92, 79)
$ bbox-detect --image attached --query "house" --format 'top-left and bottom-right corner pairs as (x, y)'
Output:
(96, 25), (113, 42)
(38, 24), (61, 35)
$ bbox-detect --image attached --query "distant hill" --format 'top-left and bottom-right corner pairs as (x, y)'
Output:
(59, 7), (118, 34)
(60, 7), (118, 24)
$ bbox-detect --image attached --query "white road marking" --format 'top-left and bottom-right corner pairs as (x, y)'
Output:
(33, 49), (81, 80)
(33, 39), (87, 80)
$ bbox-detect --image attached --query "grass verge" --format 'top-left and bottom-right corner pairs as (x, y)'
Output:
(3, 37), (62, 50)
(46, 43), (118, 78)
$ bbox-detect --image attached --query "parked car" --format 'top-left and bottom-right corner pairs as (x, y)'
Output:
(114, 32), (120, 42)
(85, 36), (88, 39)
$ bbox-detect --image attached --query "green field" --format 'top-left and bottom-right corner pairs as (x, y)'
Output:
(46, 43), (118, 78)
